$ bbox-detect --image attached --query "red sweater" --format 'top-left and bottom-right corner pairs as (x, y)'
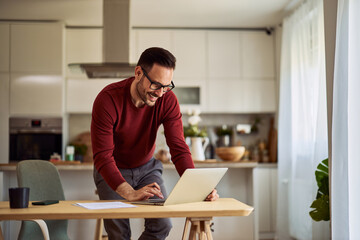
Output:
(91, 77), (194, 190)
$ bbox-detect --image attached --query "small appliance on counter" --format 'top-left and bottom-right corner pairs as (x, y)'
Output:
(9, 117), (62, 162)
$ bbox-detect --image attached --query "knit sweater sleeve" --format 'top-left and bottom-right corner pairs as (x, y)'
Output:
(163, 93), (195, 175)
(91, 91), (125, 190)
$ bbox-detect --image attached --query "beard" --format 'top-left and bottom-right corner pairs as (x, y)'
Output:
(136, 79), (159, 107)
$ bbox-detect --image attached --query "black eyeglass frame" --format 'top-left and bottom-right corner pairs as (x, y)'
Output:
(141, 67), (175, 92)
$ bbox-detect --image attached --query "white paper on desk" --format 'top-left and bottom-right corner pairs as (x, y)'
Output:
(74, 202), (136, 210)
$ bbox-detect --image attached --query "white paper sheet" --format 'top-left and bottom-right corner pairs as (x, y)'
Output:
(74, 202), (136, 210)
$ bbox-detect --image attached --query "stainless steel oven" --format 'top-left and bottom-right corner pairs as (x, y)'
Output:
(9, 118), (62, 161)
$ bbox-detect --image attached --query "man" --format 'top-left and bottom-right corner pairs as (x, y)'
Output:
(91, 47), (218, 240)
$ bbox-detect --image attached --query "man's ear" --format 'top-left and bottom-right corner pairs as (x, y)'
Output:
(135, 66), (142, 78)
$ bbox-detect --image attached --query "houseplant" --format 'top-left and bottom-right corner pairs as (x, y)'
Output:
(72, 144), (88, 162)
(183, 109), (208, 160)
(309, 158), (330, 221)
(183, 109), (207, 138)
(215, 125), (233, 147)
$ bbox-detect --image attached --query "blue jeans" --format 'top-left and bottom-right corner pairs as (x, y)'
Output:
(93, 158), (172, 240)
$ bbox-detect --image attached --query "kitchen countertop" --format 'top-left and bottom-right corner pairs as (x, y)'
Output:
(0, 160), (259, 171)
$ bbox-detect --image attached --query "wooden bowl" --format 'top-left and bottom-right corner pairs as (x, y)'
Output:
(215, 146), (246, 161)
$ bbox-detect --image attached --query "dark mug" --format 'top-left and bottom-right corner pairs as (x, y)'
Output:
(9, 187), (30, 209)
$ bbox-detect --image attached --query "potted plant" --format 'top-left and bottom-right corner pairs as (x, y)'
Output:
(309, 158), (330, 221)
(183, 109), (207, 138)
(183, 109), (208, 161)
(72, 144), (88, 162)
(215, 125), (233, 147)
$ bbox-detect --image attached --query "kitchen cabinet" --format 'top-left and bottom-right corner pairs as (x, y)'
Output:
(206, 30), (276, 113)
(207, 31), (274, 80)
(132, 29), (173, 63)
(69, 28), (276, 114)
(7, 22), (64, 116)
(66, 79), (118, 113)
(133, 29), (207, 80)
(66, 28), (103, 78)
(207, 79), (276, 113)
(242, 32), (275, 79)
(10, 22), (64, 73)
(172, 30), (207, 79)
(0, 23), (10, 72)
(254, 166), (278, 239)
(3, 22), (65, 117)
(171, 30), (207, 111)
(0, 73), (10, 163)
(10, 73), (63, 116)
(207, 31), (242, 79)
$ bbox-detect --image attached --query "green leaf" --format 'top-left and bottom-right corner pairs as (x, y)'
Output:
(310, 158), (330, 222)
(309, 195), (330, 221)
(315, 158), (329, 191)
(318, 176), (329, 196)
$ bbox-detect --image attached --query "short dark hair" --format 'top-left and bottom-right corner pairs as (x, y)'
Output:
(137, 47), (176, 72)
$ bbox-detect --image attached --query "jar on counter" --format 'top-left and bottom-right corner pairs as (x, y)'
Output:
(65, 146), (75, 161)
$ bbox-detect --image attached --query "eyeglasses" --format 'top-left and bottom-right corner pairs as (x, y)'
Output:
(141, 67), (175, 92)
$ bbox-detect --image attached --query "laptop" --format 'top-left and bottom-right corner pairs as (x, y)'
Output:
(131, 168), (228, 206)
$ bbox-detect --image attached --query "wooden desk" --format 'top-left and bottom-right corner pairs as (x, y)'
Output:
(0, 198), (253, 240)
(1, 164), (258, 239)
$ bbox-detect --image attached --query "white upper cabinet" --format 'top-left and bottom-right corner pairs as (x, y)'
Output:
(132, 29), (173, 62)
(66, 79), (117, 113)
(207, 31), (241, 79)
(10, 22), (64, 73)
(8, 22), (64, 116)
(172, 30), (206, 80)
(10, 73), (63, 116)
(241, 32), (275, 79)
(0, 23), (10, 72)
(206, 30), (276, 113)
(70, 28), (277, 114)
(65, 28), (103, 78)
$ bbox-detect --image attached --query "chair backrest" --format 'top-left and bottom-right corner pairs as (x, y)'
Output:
(16, 160), (69, 240)
(17, 160), (65, 201)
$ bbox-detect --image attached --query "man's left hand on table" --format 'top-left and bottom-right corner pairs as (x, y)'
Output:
(205, 189), (219, 201)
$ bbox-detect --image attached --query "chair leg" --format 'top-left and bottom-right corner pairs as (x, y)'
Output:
(30, 220), (49, 240)
(0, 224), (4, 240)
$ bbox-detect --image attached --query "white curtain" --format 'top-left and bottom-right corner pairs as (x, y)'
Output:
(331, 0), (360, 239)
(277, 0), (328, 239)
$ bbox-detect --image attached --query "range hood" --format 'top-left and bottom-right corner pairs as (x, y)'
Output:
(69, 0), (135, 78)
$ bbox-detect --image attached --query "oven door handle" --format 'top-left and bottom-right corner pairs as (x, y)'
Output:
(11, 129), (62, 134)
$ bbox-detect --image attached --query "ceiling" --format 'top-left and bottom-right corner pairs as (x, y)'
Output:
(0, 0), (299, 28)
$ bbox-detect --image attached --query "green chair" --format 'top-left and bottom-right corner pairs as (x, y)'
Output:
(16, 160), (70, 240)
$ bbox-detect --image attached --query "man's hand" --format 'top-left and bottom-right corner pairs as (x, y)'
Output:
(205, 189), (219, 201)
(116, 182), (164, 201)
